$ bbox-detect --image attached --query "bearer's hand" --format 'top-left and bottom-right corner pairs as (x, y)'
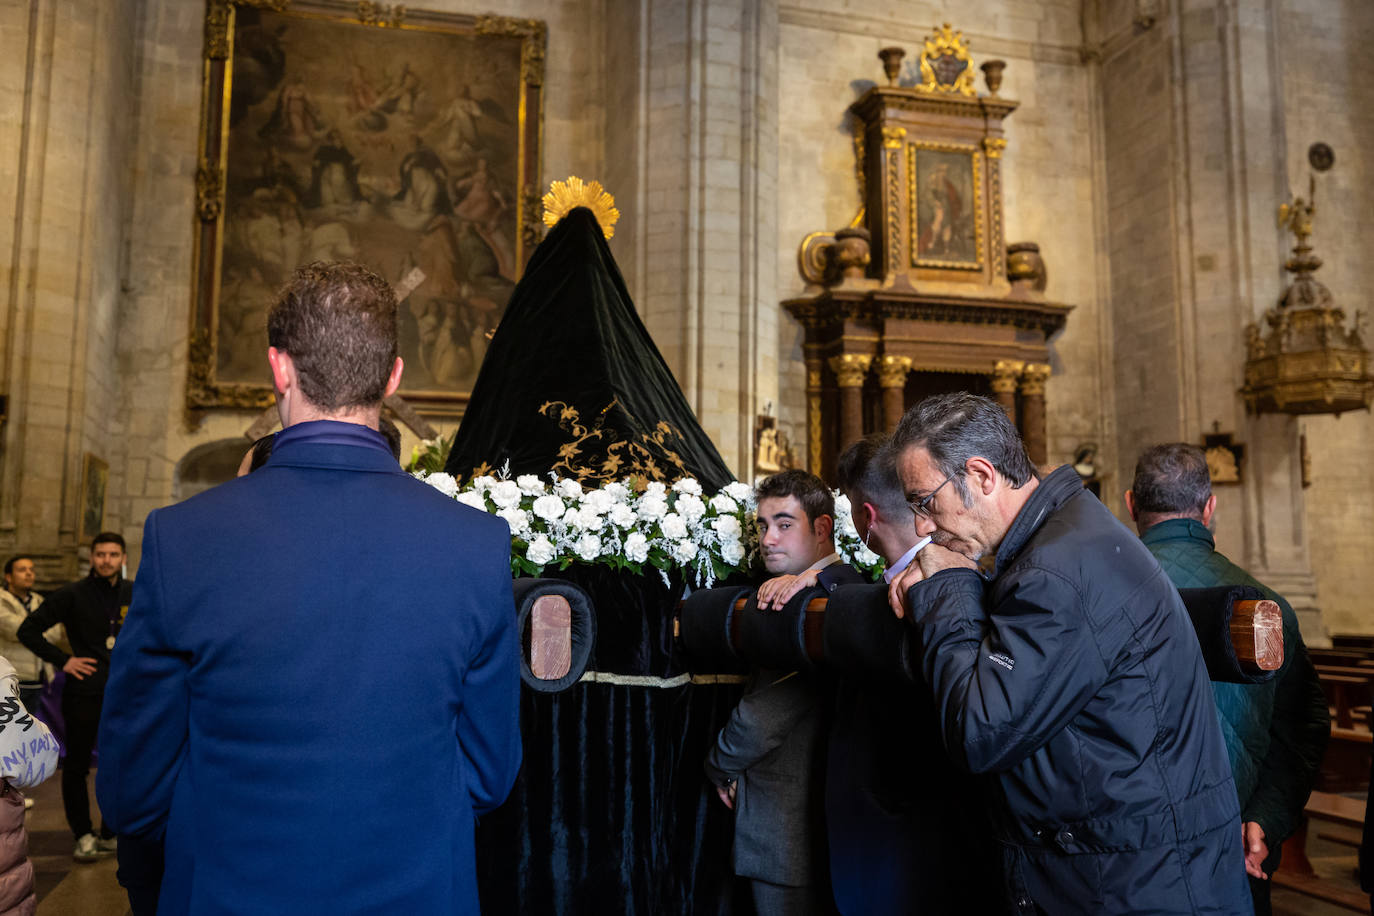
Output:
(63, 657), (97, 680)
(715, 781), (737, 810)
(1243, 822), (1269, 880)
(756, 571), (818, 611)
(887, 562), (925, 620)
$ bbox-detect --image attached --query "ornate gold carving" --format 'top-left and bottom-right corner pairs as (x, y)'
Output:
(852, 122), (866, 209)
(521, 187), (543, 253)
(205, 0), (231, 59)
(522, 35), (546, 87)
(908, 142), (984, 271)
(989, 159), (1005, 279)
(537, 400), (691, 484)
(357, 1), (405, 26)
(917, 23), (977, 97)
(195, 161), (224, 222)
(473, 15), (546, 85)
(990, 359), (1024, 394)
(886, 146), (901, 274)
(827, 353), (873, 388)
(543, 176), (619, 239)
(877, 355), (912, 388)
(881, 126), (906, 150)
(186, 327), (276, 412)
(1019, 362), (1051, 396)
(798, 232), (837, 286)
(982, 137), (1007, 159)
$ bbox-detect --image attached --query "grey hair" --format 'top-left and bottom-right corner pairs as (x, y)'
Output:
(1130, 443), (1211, 517)
(891, 392), (1037, 503)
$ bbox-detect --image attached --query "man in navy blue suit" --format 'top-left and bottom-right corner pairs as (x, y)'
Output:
(97, 261), (521, 914)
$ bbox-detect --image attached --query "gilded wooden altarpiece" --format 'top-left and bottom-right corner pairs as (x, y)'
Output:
(189, 0), (545, 419)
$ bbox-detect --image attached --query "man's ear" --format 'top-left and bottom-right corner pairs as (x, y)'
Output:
(383, 356), (404, 399)
(1201, 493), (1216, 526)
(814, 513), (834, 543)
(1124, 490), (1137, 520)
(965, 456), (998, 494)
(861, 501), (880, 530)
(268, 347), (294, 395)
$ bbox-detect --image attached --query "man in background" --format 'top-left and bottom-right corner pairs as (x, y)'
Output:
(1127, 443), (1329, 914)
(17, 533), (130, 863)
(96, 261), (521, 914)
(705, 469), (858, 916)
(0, 556), (49, 716)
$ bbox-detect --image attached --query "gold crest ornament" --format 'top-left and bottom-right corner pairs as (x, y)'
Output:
(542, 176), (620, 239)
(918, 23), (977, 97)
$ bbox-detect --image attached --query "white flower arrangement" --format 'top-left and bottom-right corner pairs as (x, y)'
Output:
(414, 467), (885, 586)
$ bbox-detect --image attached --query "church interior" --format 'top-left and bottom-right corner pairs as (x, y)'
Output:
(4, 0), (1374, 912)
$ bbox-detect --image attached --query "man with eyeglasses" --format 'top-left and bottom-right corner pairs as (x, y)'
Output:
(885, 392), (1249, 915)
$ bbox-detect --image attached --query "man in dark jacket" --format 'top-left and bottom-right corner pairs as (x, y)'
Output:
(887, 393), (1250, 915)
(1127, 443), (1329, 915)
(18, 532), (132, 862)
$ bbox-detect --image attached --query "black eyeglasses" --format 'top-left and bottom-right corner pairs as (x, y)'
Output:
(909, 471), (959, 519)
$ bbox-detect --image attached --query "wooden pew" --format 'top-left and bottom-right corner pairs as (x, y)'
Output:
(1333, 634), (1374, 651)
(1274, 789), (1371, 912)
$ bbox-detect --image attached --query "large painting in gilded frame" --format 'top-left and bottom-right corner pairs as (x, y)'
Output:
(908, 142), (983, 271)
(189, 1), (545, 418)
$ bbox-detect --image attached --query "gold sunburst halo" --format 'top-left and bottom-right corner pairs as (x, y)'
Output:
(542, 176), (620, 239)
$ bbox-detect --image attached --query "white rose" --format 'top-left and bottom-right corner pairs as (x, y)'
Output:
(555, 478), (583, 500)
(490, 480), (522, 509)
(643, 481), (667, 499)
(532, 494), (566, 521)
(661, 513), (688, 540)
(608, 504), (636, 528)
(671, 478), (702, 496)
(583, 489), (615, 514)
(671, 539), (698, 563)
(516, 474), (545, 495)
(712, 515), (742, 540)
(675, 493), (706, 523)
(526, 536), (556, 566)
(455, 490), (488, 511)
(426, 472), (459, 498)
(637, 495), (668, 521)
(723, 481), (753, 503)
(575, 533), (603, 562)
(709, 494), (738, 515)
(497, 507), (530, 536)
(721, 539), (746, 566)
(471, 475), (498, 494)
(624, 532), (650, 564)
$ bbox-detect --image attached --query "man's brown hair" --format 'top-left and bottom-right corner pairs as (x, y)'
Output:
(754, 469), (834, 527)
(268, 261), (398, 410)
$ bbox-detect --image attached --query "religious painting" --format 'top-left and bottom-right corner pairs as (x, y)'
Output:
(189, 1), (545, 418)
(909, 144), (983, 270)
(78, 453), (108, 543)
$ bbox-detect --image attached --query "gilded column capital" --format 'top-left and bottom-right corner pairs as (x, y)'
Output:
(990, 359), (1024, 394)
(982, 137), (1008, 159)
(881, 126), (907, 149)
(827, 354), (873, 388)
(1019, 362), (1052, 396)
(877, 355), (913, 388)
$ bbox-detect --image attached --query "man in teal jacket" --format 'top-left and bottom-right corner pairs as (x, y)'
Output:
(1127, 443), (1329, 916)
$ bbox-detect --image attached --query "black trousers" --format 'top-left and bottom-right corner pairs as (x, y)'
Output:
(61, 690), (111, 840)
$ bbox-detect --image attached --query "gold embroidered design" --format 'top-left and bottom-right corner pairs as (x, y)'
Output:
(538, 400), (690, 484)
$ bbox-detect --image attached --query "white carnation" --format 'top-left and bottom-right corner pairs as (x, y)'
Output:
(455, 490), (488, 511)
(671, 539), (698, 563)
(426, 472), (460, 498)
(516, 474), (545, 495)
(471, 475), (498, 494)
(526, 536), (556, 566)
(643, 481), (667, 499)
(555, 478), (583, 500)
(721, 539), (746, 566)
(604, 481), (630, 501)
(532, 494), (566, 521)
(710, 493), (739, 515)
(637, 495), (668, 521)
(712, 515), (742, 540)
(723, 481), (753, 503)
(675, 493), (706, 523)
(490, 480), (522, 509)
(497, 507), (530, 536)
(608, 504), (636, 528)
(661, 513), (688, 540)
(582, 489), (615, 514)
(671, 478), (703, 496)
(624, 532), (650, 563)
(575, 533), (603, 562)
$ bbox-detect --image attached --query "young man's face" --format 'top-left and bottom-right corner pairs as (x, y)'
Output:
(755, 495), (826, 576)
(4, 559), (34, 594)
(91, 542), (125, 581)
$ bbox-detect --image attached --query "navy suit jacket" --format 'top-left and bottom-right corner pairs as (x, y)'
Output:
(97, 422), (521, 914)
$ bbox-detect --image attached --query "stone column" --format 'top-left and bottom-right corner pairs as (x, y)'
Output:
(1019, 363), (1051, 466)
(828, 354), (872, 452)
(877, 355), (912, 431)
(991, 360), (1024, 424)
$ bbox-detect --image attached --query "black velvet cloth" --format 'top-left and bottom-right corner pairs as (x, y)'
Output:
(1176, 584), (1278, 685)
(445, 207), (734, 491)
(477, 565), (748, 915)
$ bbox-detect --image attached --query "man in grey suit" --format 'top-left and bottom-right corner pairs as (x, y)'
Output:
(704, 470), (857, 916)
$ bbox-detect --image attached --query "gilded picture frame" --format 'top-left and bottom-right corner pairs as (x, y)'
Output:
(78, 453), (109, 544)
(188, 1), (546, 419)
(908, 142), (983, 271)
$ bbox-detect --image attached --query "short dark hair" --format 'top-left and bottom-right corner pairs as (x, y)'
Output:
(92, 532), (125, 552)
(836, 433), (907, 519)
(3, 555), (32, 576)
(268, 261), (398, 410)
(248, 433), (275, 473)
(891, 392), (1037, 504)
(754, 469), (834, 526)
(378, 416), (402, 462)
(1131, 443), (1211, 517)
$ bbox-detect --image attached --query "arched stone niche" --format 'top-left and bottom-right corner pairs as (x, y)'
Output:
(173, 439), (248, 502)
